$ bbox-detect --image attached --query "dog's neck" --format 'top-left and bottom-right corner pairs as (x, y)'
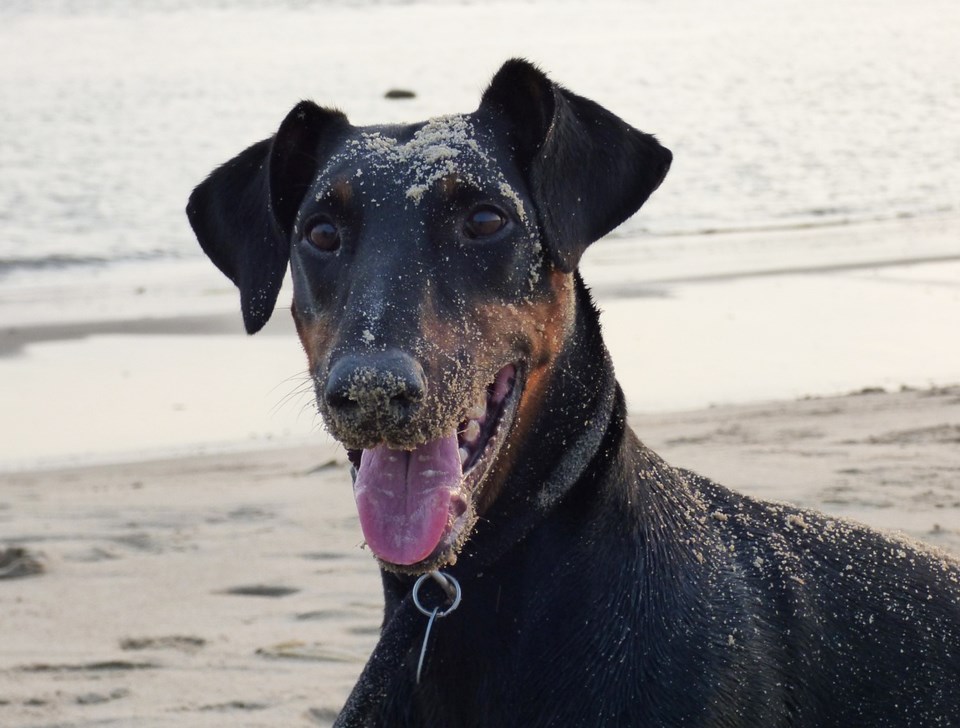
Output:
(517, 275), (625, 513)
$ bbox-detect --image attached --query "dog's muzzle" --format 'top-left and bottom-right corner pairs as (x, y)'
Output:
(322, 350), (427, 444)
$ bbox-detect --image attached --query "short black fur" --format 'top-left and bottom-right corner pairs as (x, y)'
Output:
(187, 59), (960, 727)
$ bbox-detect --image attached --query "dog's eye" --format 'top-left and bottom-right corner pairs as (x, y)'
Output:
(306, 218), (340, 252)
(464, 206), (507, 239)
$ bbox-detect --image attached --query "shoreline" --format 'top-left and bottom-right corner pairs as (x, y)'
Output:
(4, 211), (960, 329)
(3, 215), (960, 470)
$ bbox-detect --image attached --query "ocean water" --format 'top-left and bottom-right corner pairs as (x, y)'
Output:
(1, 0), (959, 306)
(2, 0), (960, 465)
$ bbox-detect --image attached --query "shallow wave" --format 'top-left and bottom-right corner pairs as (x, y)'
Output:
(0, 250), (176, 278)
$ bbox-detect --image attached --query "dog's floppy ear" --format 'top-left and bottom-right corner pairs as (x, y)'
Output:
(186, 102), (347, 333)
(268, 101), (349, 239)
(480, 59), (672, 272)
(187, 137), (280, 333)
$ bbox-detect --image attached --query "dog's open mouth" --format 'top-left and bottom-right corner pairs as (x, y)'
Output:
(347, 363), (521, 569)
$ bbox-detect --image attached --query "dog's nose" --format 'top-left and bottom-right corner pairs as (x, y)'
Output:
(323, 351), (427, 430)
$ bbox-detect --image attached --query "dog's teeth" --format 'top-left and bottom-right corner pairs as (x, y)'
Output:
(463, 420), (481, 443)
(467, 402), (486, 420)
(458, 447), (470, 466)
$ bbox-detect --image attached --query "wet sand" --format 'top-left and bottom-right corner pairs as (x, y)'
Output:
(3, 227), (960, 468)
(1, 385), (958, 727)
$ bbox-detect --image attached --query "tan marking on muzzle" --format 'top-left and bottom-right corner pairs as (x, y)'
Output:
(291, 305), (336, 373)
(464, 271), (577, 513)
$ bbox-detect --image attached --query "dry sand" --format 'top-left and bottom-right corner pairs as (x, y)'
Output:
(1, 385), (958, 727)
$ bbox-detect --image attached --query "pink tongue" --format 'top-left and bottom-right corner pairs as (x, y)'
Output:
(353, 434), (462, 565)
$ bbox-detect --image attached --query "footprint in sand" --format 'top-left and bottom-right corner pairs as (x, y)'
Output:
(120, 635), (207, 652)
(0, 547), (44, 579)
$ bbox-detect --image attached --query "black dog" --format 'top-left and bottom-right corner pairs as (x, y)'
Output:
(188, 59), (960, 726)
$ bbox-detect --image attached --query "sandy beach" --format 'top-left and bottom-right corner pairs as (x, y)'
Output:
(1, 382), (958, 727)
(2, 1), (960, 724)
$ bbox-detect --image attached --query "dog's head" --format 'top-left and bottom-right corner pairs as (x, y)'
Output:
(188, 59), (670, 572)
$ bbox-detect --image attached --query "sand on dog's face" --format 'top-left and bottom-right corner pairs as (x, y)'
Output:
(288, 113), (576, 570)
(306, 115), (528, 219)
(293, 115), (555, 451)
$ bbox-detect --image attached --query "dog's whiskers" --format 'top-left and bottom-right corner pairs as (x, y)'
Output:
(270, 370), (316, 418)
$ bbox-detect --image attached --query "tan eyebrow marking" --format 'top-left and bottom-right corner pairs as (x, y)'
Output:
(330, 178), (353, 205)
(437, 173), (463, 199)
